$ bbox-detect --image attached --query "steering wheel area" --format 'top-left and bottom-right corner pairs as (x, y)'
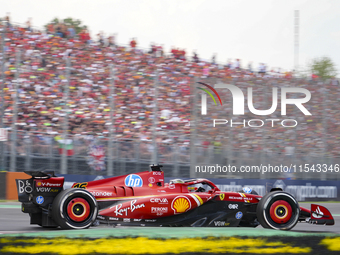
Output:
(196, 187), (206, 192)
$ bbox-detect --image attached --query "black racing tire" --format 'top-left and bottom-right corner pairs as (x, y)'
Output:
(256, 191), (300, 230)
(52, 188), (98, 230)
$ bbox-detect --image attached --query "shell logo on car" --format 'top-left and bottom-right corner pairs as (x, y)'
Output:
(171, 196), (191, 214)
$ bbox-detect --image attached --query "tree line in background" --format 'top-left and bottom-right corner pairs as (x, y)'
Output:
(309, 56), (337, 81)
(45, 17), (87, 34)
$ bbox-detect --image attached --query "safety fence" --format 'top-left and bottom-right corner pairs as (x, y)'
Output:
(1, 130), (191, 177)
(2, 130), (340, 180)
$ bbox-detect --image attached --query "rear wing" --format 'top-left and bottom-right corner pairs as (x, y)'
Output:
(24, 171), (57, 178)
(16, 171), (64, 207)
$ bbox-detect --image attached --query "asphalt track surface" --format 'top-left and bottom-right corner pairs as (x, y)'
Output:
(0, 202), (339, 236)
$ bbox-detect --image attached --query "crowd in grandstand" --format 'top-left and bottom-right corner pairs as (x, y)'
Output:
(0, 16), (339, 163)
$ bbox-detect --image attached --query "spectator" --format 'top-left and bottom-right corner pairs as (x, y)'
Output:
(108, 34), (116, 47)
(67, 25), (75, 39)
(171, 46), (177, 58)
(149, 42), (155, 54)
(234, 59), (241, 70)
(26, 18), (32, 32)
(330, 77), (339, 86)
(97, 31), (105, 46)
(258, 63), (266, 75)
(79, 29), (91, 44)
(248, 61), (253, 73)
(55, 23), (64, 37)
(47, 22), (55, 34)
(180, 49), (186, 61)
(192, 51), (199, 63)
(226, 59), (232, 69)
(212, 54), (216, 65)
(157, 45), (164, 57)
(4, 13), (11, 27)
(130, 38), (137, 49)
(1, 18), (339, 160)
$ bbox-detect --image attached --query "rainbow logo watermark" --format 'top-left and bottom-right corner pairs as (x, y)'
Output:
(197, 82), (312, 128)
(197, 82), (223, 115)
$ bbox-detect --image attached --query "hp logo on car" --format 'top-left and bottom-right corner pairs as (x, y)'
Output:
(235, 211), (243, 220)
(125, 174), (143, 187)
(36, 196), (44, 205)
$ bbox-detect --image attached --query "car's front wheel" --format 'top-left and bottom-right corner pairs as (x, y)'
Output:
(256, 191), (300, 230)
(52, 188), (98, 229)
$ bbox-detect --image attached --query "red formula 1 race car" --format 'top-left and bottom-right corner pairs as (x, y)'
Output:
(16, 165), (334, 230)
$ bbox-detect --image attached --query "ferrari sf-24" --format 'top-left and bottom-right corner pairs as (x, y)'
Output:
(16, 165), (334, 230)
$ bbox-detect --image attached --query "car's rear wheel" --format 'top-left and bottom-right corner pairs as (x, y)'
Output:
(256, 191), (300, 230)
(52, 188), (98, 229)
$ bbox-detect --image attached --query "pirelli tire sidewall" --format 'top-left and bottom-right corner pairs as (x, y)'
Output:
(52, 188), (98, 230)
(256, 191), (300, 230)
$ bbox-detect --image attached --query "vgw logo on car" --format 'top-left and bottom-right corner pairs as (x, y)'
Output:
(197, 82), (312, 128)
(125, 174), (143, 187)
